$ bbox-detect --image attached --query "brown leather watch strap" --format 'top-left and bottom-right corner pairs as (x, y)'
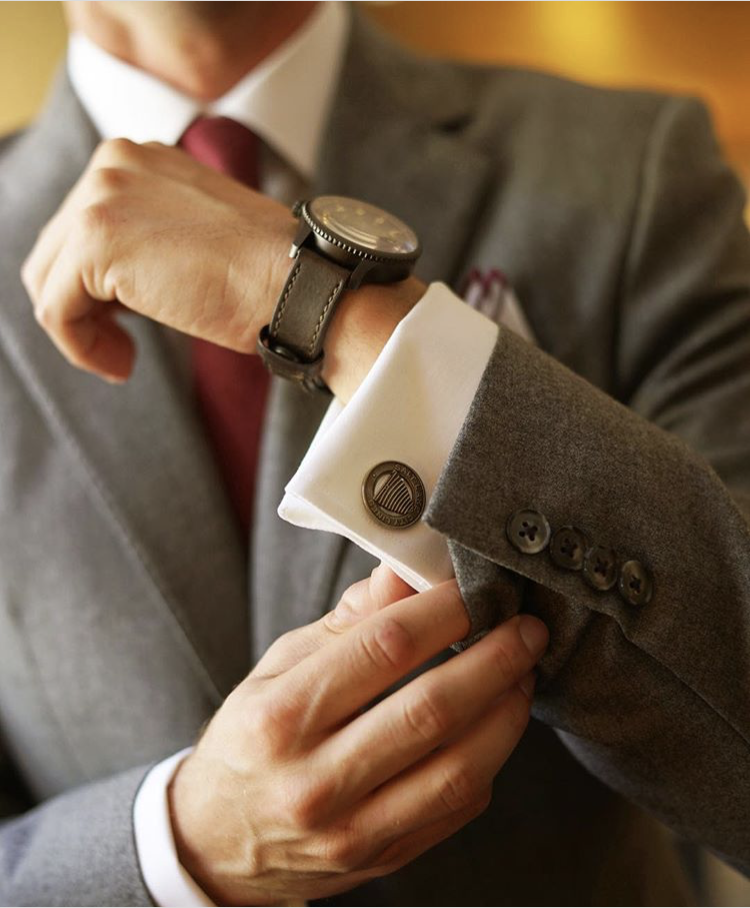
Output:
(269, 247), (350, 362)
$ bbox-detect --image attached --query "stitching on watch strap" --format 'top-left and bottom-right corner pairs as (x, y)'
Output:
(272, 261), (301, 334)
(308, 279), (344, 356)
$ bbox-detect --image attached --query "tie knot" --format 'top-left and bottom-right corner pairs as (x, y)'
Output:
(179, 115), (259, 187)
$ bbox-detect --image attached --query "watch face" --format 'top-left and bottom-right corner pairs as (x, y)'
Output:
(307, 196), (419, 258)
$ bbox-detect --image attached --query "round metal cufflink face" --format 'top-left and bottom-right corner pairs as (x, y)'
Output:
(363, 461), (426, 529)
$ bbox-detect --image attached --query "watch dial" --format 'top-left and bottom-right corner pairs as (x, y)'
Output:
(308, 196), (419, 257)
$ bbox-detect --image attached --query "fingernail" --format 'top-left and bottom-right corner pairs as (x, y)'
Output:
(519, 672), (536, 700)
(517, 615), (549, 658)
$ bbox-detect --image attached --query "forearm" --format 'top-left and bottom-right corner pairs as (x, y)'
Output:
(426, 327), (750, 873)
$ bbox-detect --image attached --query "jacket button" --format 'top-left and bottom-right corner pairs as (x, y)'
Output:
(583, 545), (618, 591)
(506, 509), (551, 555)
(549, 526), (588, 571)
(619, 560), (653, 606)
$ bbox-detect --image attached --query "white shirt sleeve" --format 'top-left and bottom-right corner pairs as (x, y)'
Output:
(133, 749), (215, 908)
(279, 281), (535, 591)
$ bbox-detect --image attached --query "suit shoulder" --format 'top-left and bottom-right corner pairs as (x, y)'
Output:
(0, 128), (26, 167)
(448, 59), (705, 154)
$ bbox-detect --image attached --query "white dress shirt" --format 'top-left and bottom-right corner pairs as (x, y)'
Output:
(67, 5), (532, 904)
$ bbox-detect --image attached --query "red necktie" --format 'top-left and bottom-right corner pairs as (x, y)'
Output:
(178, 116), (270, 535)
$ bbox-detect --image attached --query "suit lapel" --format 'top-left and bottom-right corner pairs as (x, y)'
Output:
(0, 73), (248, 702)
(251, 15), (494, 650)
(317, 14), (493, 286)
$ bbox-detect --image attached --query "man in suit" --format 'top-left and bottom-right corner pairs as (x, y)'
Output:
(3, 1), (750, 905)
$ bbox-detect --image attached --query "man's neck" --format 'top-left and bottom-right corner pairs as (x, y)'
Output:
(64, 1), (318, 100)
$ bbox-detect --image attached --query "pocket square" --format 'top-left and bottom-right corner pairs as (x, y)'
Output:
(461, 268), (536, 345)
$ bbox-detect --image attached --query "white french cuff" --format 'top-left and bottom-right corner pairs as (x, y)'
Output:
(278, 282), (502, 591)
(133, 748), (215, 908)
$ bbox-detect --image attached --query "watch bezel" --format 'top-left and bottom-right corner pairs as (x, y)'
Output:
(297, 197), (422, 267)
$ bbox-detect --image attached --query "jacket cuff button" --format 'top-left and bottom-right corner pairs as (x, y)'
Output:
(618, 560), (653, 606)
(583, 545), (618, 591)
(549, 526), (589, 571)
(506, 509), (551, 555)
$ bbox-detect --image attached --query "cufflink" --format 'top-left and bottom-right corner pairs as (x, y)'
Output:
(363, 461), (425, 528)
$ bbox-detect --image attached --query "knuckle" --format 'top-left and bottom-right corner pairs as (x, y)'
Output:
(401, 684), (450, 743)
(20, 259), (36, 294)
(266, 628), (296, 658)
(504, 688), (532, 736)
(486, 635), (524, 686)
(472, 788), (492, 816)
(283, 779), (333, 831)
(443, 581), (467, 617)
(90, 166), (131, 196)
(318, 831), (366, 873)
(142, 140), (169, 153)
(81, 202), (116, 236)
(65, 344), (90, 370)
(243, 693), (291, 756)
(359, 616), (415, 673)
(437, 761), (479, 813)
(33, 301), (54, 330)
(96, 137), (138, 163)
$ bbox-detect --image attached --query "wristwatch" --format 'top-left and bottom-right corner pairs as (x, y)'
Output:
(257, 195), (421, 392)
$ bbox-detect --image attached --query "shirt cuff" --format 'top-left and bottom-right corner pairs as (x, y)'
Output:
(278, 282), (501, 591)
(133, 748), (214, 908)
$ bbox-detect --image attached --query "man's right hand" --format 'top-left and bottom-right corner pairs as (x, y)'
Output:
(168, 566), (548, 906)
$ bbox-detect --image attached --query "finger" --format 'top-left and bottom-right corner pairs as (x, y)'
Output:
(326, 798), (487, 892)
(352, 682), (532, 854)
(34, 253), (135, 382)
(91, 138), (255, 203)
(316, 615), (545, 805)
(328, 563), (416, 629)
(22, 211), (70, 311)
(22, 144), (188, 307)
(368, 799), (489, 880)
(254, 564), (415, 678)
(271, 580), (471, 735)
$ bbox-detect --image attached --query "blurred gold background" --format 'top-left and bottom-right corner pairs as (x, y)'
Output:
(2, 1), (749, 191)
(1, 1), (749, 903)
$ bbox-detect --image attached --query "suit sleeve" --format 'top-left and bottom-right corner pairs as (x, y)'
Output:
(0, 740), (154, 907)
(424, 97), (750, 875)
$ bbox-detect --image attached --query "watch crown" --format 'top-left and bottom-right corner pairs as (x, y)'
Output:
(291, 199), (305, 218)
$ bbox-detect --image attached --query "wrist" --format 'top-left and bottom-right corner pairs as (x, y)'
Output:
(321, 276), (426, 402)
(255, 194), (423, 399)
(168, 754), (253, 907)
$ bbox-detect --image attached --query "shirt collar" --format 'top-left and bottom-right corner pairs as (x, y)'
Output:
(67, 1), (349, 181)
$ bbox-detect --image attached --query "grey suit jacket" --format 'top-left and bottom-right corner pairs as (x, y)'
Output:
(1, 14), (748, 907)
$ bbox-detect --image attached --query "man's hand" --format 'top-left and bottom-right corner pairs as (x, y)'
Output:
(169, 565), (548, 905)
(21, 139), (423, 400)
